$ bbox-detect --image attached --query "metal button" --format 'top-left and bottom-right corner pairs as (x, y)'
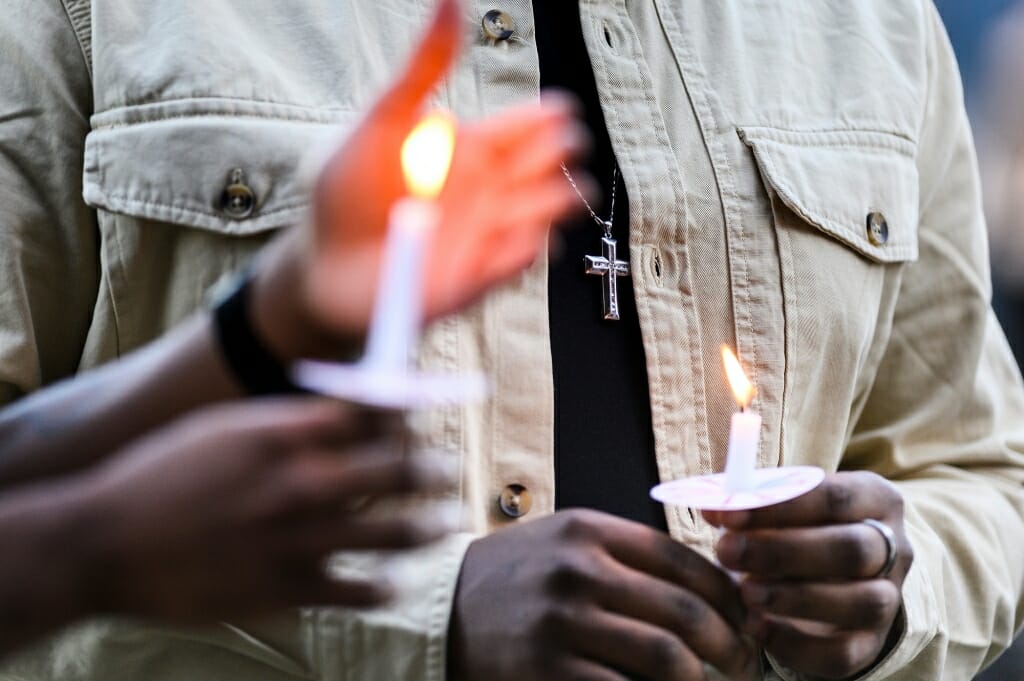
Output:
(220, 168), (255, 220)
(499, 484), (532, 518)
(482, 10), (515, 41)
(866, 211), (889, 246)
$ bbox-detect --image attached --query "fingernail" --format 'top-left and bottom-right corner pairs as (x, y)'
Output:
(716, 532), (746, 566)
(742, 581), (769, 608)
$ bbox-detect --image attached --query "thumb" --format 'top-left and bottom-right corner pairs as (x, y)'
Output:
(371, 0), (462, 123)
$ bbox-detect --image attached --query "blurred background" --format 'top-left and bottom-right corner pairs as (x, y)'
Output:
(935, 1), (1024, 677)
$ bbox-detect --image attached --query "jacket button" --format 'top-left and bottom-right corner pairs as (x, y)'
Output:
(498, 484), (532, 518)
(866, 212), (889, 246)
(482, 10), (515, 41)
(221, 168), (255, 220)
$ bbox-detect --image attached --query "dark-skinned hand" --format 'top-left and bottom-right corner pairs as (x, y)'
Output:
(72, 398), (458, 621)
(704, 471), (914, 680)
(448, 509), (759, 681)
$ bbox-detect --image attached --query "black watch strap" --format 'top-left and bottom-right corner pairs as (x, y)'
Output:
(213, 274), (308, 396)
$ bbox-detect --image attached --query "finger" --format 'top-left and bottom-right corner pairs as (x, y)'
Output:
(549, 657), (632, 681)
(372, 0), (461, 121)
(564, 608), (705, 681)
(430, 179), (583, 305)
(284, 501), (462, 554)
(705, 472), (901, 530)
(449, 178), (581, 276)
(428, 229), (550, 316)
(461, 172), (589, 248)
(596, 562), (758, 679)
(437, 170), (581, 269)
(320, 577), (396, 607)
(461, 114), (590, 187)
(460, 93), (585, 161)
(320, 507), (462, 551)
(495, 175), (592, 230)
(287, 571), (395, 609)
(716, 524), (891, 579)
(234, 397), (397, 450)
(741, 578), (901, 630)
(562, 511), (747, 630)
(296, 449), (459, 507)
(757, 616), (885, 680)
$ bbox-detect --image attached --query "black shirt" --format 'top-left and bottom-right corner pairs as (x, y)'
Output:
(535, 2), (668, 531)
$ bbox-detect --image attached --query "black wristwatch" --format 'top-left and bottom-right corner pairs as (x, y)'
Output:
(212, 271), (308, 395)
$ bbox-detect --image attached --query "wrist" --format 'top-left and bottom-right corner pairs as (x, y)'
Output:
(250, 231), (363, 364)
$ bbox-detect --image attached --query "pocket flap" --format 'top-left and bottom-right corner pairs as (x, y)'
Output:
(84, 104), (347, 235)
(738, 127), (919, 263)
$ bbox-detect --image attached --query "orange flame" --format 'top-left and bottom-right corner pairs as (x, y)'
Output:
(721, 344), (756, 409)
(401, 111), (456, 200)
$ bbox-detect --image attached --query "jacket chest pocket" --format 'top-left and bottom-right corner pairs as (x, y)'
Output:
(81, 104), (347, 352)
(739, 127), (919, 468)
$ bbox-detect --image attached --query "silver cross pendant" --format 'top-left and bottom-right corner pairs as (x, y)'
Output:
(584, 232), (631, 321)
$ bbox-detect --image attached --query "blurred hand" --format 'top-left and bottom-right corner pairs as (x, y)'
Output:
(449, 509), (759, 681)
(76, 399), (457, 621)
(253, 0), (590, 360)
(705, 472), (914, 679)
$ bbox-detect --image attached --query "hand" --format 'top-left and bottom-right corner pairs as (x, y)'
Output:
(705, 472), (915, 679)
(253, 0), (590, 360)
(448, 509), (759, 681)
(74, 399), (458, 621)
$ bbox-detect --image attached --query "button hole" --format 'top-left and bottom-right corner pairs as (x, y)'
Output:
(653, 252), (663, 279)
(603, 22), (614, 49)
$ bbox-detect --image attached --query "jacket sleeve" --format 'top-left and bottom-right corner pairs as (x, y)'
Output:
(0, 0), (98, 406)
(835, 3), (1024, 679)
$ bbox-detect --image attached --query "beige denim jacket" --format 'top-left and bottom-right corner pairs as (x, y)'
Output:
(2, 1), (1024, 680)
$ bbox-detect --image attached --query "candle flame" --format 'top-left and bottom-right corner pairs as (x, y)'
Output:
(721, 344), (756, 409)
(401, 111), (456, 200)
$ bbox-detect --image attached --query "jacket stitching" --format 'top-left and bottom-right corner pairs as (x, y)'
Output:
(753, 148), (916, 262)
(92, 98), (356, 126)
(738, 128), (916, 157)
(95, 193), (308, 223)
(59, 0), (93, 81)
(92, 112), (341, 131)
(739, 125), (917, 148)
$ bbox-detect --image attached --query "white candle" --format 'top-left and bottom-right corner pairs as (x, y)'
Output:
(724, 410), (762, 493)
(721, 345), (761, 493)
(361, 199), (438, 373)
(358, 112), (455, 376)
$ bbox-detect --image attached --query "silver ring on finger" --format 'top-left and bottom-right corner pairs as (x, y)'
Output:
(862, 518), (898, 579)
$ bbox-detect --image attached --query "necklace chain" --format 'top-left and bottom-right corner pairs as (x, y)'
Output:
(561, 164), (617, 237)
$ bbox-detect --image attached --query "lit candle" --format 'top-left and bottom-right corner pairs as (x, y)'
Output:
(361, 112), (456, 375)
(722, 345), (762, 493)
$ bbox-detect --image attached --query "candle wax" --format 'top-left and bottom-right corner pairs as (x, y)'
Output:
(723, 410), (762, 493)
